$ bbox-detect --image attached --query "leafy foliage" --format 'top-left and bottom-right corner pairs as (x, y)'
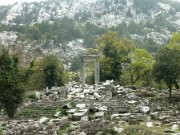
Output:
(0, 18), (82, 43)
(43, 55), (64, 88)
(97, 32), (135, 82)
(123, 48), (155, 85)
(26, 55), (65, 90)
(134, 0), (162, 12)
(70, 55), (83, 72)
(153, 35), (180, 98)
(0, 50), (25, 118)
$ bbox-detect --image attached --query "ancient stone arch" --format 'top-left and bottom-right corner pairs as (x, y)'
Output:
(82, 55), (100, 86)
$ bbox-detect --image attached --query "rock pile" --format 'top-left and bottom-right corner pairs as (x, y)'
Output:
(0, 80), (180, 135)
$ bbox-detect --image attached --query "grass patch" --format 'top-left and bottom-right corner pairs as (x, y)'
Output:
(123, 122), (174, 135)
(136, 90), (156, 97)
(124, 125), (152, 135)
(0, 127), (3, 135)
(57, 118), (70, 135)
(80, 121), (110, 135)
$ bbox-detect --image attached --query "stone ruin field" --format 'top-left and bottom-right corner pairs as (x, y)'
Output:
(0, 80), (180, 135)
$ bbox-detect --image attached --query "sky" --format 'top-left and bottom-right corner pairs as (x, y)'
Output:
(0, 0), (47, 5)
(0, 0), (180, 5)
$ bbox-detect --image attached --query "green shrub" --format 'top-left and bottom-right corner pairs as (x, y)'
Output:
(102, 128), (118, 135)
(0, 50), (25, 118)
(0, 127), (3, 135)
(124, 125), (152, 135)
(80, 121), (109, 135)
(28, 94), (37, 100)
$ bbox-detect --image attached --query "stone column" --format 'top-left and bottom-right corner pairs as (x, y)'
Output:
(97, 62), (100, 83)
(82, 61), (86, 86)
(95, 61), (100, 84)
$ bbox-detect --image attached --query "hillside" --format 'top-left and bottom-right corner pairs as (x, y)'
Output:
(0, 0), (180, 63)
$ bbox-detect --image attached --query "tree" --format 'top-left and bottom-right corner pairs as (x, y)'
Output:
(43, 55), (64, 88)
(70, 55), (83, 72)
(124, 48), (155, 85)
(170, 32), (180, 45)
(0, 50), (25, 118)
(153, 45), (180, 98)
(26, 55), (65, 90)
(97, 32), (135, 82)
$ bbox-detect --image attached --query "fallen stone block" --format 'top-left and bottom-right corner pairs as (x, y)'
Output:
(76, 104), (86, 109)
(67, 108), (77, 114)
(172, 124), (179, 131)
(93, 92), (101, 100)
(94, 112), (105, 118)
(73, 109), (89, 121)
(54, 111), (61, 118)
(39, 117), (49, 124)
(140, 106), (150, 114)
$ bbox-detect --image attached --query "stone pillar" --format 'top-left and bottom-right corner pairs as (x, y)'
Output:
(82, 61), (86, 86)
(97, 62), (100, 83)
(94, 61), (100, 84)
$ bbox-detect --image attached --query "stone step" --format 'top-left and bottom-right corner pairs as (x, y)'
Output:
(17, 106), (62, 118)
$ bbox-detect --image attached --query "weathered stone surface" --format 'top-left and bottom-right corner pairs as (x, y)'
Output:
(93, 92), (101, 100)
(114, 126), (124, 133)
(54, 111), (61, 118)
(99, 106), (107, 111)
(76, 104), (86, 109)
(140, 106), (150, 114)
(73, 109), (89, 120)
(111, 114), (120, 120)
(81, 116), (89, 121)
(126, 100), (137, 104)
(2, 80), (179, 135)
(79, 132), (86, 135)
(150, 112), (159, 120)
(83, 88), (91, 94)
(35, 92), (41, 100)
(39, 117), (49, 124)
(146, 122), (153, 128)
(67, 109), (78, 114)
(94, 112), (105, 118)
(172, 124), (179, 131)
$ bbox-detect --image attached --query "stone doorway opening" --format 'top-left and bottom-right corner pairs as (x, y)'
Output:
(81, 55), (100, 86)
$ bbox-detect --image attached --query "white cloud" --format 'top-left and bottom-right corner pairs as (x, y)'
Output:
(0, 0), (47, 6)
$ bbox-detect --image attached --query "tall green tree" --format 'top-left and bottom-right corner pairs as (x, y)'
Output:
(0, 50), (25, 118)
(26, 55), (65, 90)
(124, 48), (155, 85)
(43, 55), (65, 88)
(70, 55), (83, 72)
(97, 32), (135, 81)
(170, 32), (180, 45)
(153, 44), (180, 98)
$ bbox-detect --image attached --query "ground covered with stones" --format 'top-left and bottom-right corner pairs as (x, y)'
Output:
(0, 81), (180, 135)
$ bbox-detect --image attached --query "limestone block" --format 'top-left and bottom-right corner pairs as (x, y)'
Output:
(67, 109), (77, 114)
(54, 111), (61, 118)
(172, 124), (179, 131)
(73, 109), (89, 120)
(146, 122), (153, 128)
(39, 117), (49, 124)
(140, 106), (150, 114)
(126, 100), (137, 104)
(94, 112), (105, 118)
(76, 104), (86, 109)
(93, 92), (101, 99)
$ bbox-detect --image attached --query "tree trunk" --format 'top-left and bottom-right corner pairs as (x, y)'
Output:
(130, 75), (134, 85)
(169, 86), (172, 99)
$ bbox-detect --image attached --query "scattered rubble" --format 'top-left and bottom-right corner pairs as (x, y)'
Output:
(0, 80), (180, 135)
